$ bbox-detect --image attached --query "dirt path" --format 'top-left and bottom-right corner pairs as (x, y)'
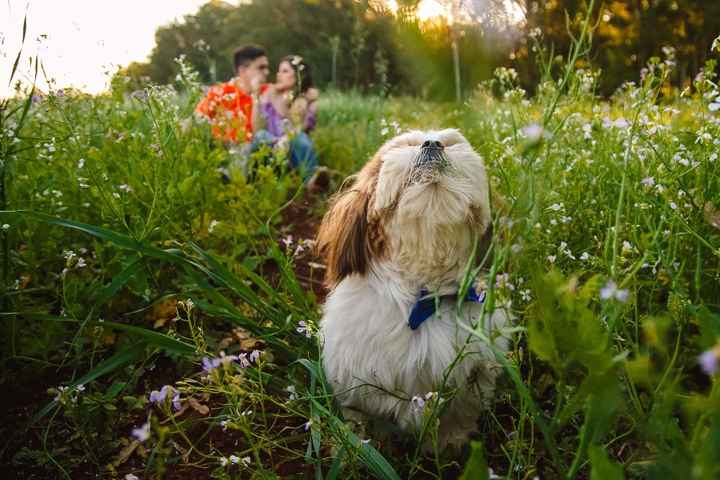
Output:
(277, 190), (328, 304)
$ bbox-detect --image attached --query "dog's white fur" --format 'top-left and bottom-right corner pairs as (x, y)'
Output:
(317, 129), (509, 448)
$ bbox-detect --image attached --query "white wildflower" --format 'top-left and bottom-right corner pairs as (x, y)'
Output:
(622, 241), (633, 254)
(522, 123), (551, 143)
(600, 280), (629, 303)
(296, 320), (312, 338)
(131, 422), (150, 442)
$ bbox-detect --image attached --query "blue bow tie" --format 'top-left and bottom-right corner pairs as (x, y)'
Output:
(408, 286), (486, 330)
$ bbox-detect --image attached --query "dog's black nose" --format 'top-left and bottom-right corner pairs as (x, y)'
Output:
(421, 140), (443, 149)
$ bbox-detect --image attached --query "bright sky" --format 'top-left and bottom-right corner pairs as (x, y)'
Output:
(385, 0), (525, 26)
(1, 0), (211, 96)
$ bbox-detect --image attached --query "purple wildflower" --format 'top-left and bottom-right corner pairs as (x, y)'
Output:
(521, 123), (545, 142)
(237, 353), (251, 368)
(203, 352), (240, 373)
(131, 422), (150, 442)
(249, 350), (261, 363)
(218, 351), (238, 366)
(641, 177), (655, 187)
(172, 392), (182, 411)
(130, 89), (148, 101)
(296, 320), (312, 338)
(699, 349), (719, 376)
(149, 385), (172, 404)
(202, 356), (217, 373)
(600, 280), (629, 303)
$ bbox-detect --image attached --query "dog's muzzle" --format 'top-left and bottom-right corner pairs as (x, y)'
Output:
(409, 140), (449, 183)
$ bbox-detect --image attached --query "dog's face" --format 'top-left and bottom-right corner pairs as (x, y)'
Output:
(317, 129), (492, 287)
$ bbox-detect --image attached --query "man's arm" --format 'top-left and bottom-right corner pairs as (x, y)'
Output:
(251, 83), (271, 134)
(195, 87), (219, 119)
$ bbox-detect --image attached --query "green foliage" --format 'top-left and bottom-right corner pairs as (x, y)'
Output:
(521, 0), (720, 94)
(589, 445), (625, 480)
(117, 0), (720, 99)
(459, 441), (490, 480)
(121, 0), (516, 100)
(527, 272), (612, 376)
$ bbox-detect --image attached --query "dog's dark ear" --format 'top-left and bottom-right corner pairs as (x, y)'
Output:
(316, 186), (373, 288)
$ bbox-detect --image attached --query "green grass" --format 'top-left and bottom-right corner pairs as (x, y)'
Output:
(2, 38), (720, 480)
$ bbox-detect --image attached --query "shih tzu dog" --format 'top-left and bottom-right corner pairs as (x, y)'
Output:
(317, 129), (510, 448)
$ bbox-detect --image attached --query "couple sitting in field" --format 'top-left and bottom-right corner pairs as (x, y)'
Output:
(195, 44), (319, 181)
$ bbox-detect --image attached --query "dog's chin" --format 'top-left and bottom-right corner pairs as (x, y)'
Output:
(396, 174), (473, 224)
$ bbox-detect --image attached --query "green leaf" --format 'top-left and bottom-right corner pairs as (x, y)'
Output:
(0, 312), (77, 323)
(94, 256), (143, 308)
(326, 446), (346, 480)
(0, 210), (179, 261)
(589, 446), (624, 480)
(527, 271), (613, 375)
(104, 381), (128, 400)
(693, 305), (720, 349)
(186, 242), (281, 320)
(586, 372), (623, 443)
(93, 320), (196, 356)
(459, 441), (490, 480)
(8, 14), (27, 86)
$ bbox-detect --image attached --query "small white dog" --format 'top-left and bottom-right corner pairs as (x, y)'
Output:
(317, 129), (510, 448)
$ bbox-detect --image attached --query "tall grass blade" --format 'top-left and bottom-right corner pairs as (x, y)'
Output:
(93, 320), (196, 355)
(8, 14), (27, 86)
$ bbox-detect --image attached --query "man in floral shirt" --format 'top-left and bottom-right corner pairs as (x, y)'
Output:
(195, 45), (270, 143)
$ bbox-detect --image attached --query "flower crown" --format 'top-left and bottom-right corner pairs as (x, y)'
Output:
(290, 55), (305, 71)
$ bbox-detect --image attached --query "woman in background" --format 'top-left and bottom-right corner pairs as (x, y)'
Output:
(254, 55), (319, 179)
